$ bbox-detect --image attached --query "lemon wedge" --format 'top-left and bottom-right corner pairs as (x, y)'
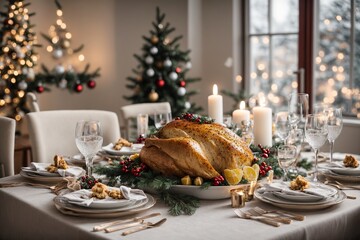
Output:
(224, 168), (243, 185)
(243, 166), (257, 181)
(181, 175), (192, 185)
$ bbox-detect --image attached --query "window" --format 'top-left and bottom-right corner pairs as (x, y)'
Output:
(244, 0), (359, 118)
(315, 0), (360, 118)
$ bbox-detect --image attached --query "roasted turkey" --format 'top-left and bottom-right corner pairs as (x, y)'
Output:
(139, 119), (254, 179)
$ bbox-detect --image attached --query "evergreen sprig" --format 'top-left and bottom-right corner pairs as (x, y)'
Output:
(160, 191), (200, 216)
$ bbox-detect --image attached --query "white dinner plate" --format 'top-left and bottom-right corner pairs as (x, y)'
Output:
(20, 170), (65, 183)
(60, 187), (147, 209)
(102, 143), (144, 155)
(54, 194), (156, 218)
(255, 189), (346, 210)
(21, 166), (60, 177)
(170, 184), (254, 200)
(321, 170), (360, 183)
(330, 167), (360, 176)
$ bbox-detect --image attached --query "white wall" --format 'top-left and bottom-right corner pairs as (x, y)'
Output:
(26, 0), (359, 154)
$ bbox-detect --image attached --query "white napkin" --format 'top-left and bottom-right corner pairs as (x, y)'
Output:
(31, 162), (84, 177)
(61, 186), (147, 207)
(258, 182), (332, 198)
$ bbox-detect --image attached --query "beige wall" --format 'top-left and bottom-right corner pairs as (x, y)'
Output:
(26, 0), (359, 154)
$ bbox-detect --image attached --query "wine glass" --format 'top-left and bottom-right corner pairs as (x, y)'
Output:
(75, 120), (103, 177)
(277, 145), (297, 181)
(288, 92), (309, 129)
(323, 107), (343, 163)
(274, 112), (291, 144)
(154, 112), (172, 129)
(286, 128), (304, 178)
(305, 114), (328, 182)
(240, 120), (254, 146)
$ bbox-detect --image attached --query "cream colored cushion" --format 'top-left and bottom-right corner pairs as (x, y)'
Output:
(27, 110), (120, 163)
(0, 117), (16, 177)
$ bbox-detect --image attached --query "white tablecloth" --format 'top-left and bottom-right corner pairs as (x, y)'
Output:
(1, 175), (360, 240)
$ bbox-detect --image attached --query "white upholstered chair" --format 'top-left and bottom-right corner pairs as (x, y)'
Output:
(26, 110), (121, 163)
(120, 102), (171, 140)
(26, 92), (40, 112)
(0, 116), (16, 177)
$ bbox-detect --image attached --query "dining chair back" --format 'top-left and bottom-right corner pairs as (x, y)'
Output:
(26, 92), (40, 112)
(0, 116), (16, 177)
(120, 102), (171, 140)
(26, 110), (121, 163)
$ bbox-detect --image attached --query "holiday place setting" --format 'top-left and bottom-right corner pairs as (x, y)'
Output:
(1, 1), (360, 240)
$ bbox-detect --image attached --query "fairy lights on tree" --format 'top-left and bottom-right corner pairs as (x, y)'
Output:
(0, 0), (41, 121)
(36, 0), (100, 93)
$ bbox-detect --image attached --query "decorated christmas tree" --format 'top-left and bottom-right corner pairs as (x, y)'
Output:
(0, 0), (42, 121)
(124, 7), (202, 117)
(35, 0), (100, 93)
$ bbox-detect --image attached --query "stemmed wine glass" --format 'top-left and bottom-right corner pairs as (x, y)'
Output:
(305, 114), (328, 182)
(275, 112), (291, 144)
(75, 120), (103, 177)
(323, 107), (343, 163)
(288, 92), (309, 129)
(286, 128), (304, 178)
(154, 112), (172, 129)
(277, 145), (297, 181)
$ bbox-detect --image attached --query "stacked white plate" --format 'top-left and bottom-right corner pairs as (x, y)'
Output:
(101, 143), (144, 156)
(53, 187), (156, 218)
(320, 154), (360, 182)
(255, 181), (346, 210)
(20, 162), (85, 183)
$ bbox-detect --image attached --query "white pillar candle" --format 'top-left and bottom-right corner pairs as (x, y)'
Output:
(208, 84), (223, 123)
(232, 101), (250, 125)
(253, 99), (272, 147)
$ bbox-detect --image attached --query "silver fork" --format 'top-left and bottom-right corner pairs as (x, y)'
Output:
(254, 207), (305, 221)
(234, 209), (280, 227)
(248, 208), (292, 224)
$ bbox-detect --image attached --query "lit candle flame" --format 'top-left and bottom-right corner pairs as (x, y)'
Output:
(240, 101), (245, 110)
(212, 84), (218, 95)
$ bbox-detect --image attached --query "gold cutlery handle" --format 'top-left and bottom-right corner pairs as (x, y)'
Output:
(105, 221), (143, 233)
(122, 225), (149, 236)
(251, 216), (280, 227)
(272, 217), (292, 224)
(279, 211), (304, 221)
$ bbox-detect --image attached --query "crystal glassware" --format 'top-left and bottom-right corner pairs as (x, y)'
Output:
(304, 114), (328, 182)
(323, 107), (343, 163)
(137, 114), (149, 137)
(288, 92), (309, 129)
(75, 120), (103, 177)
(240, 120), (254, 147)
(274, 112), (291, 144)
(154, 112), (172, 129)
(277, 145), (297, 181)
(286, 128), (304, 178)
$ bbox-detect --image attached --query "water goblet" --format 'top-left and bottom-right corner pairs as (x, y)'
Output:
(323, 107), (343, 163)
(75, 120), (103, 177)
(274, 112), (291, 144)
(305, 114), (328, 182)
(277, 145), (297, 181)
(288, 92), (309, 129)
(286, 128), (304, 178)
(154, 112), (172, 129)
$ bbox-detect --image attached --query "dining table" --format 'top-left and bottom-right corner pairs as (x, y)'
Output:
(1, 172), (360, 240)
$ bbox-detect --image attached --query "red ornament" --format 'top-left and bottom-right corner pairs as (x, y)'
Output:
(157, 79), (165, 87)
(36, 85), (44, 93)
(179, 80), (186, 87)
(175, 67), (182, 73)
(87, 80), (96, 89)
(75, 84), (83, 93)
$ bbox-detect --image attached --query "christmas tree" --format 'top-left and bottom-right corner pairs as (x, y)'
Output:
(124, 7), (202, 117)
(35, 0), (100, 93)
(0, 0), (42, 121)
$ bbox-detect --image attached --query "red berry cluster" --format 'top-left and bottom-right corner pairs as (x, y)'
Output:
(258, 144), (271, 158)
(119, 158), (147, 177)
(79, 175), (100, 189)
(212, 175), (225, 186)
(176, 113), (214, 124)
(136, 134), (146, 143)
(259, 161), (272, 177)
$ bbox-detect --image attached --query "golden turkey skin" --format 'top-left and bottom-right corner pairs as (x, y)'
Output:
(140, 119), (254, 179)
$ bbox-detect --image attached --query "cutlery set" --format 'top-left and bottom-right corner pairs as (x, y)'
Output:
(93, 212), (166, 235)
(234, 207), (305, 227)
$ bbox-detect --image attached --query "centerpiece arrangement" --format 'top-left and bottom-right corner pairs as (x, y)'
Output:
(95, 113), (281, 215)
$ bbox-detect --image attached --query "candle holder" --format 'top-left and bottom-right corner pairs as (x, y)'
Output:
(137, 114), (149, 138)
(230, 189), (245, 208)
